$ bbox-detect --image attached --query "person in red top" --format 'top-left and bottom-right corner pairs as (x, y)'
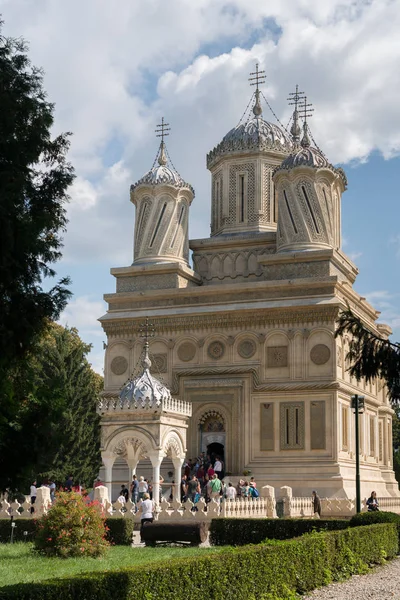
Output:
(207, 465), (215, 479)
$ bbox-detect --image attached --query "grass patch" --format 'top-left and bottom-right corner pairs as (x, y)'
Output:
(0, 543), (226, 588)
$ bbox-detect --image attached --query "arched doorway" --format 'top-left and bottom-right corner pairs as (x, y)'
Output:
(199, 410), (226, 470)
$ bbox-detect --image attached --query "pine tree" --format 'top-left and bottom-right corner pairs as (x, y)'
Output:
(335, 306), (400, 404)
(0, 324), (102, 492)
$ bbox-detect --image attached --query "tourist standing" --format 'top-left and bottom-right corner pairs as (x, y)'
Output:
(65, 475), (73, 491)
(180, 474), (188, 502)
(236, 479), (244, 498)
(138, 476), (148, 500)
(130, 475), (139, 504)
(49, 481), (56, 503)
(312, 490), (321, 517)
(187, 475), (198, 503)
(30, 481), (37, 514)
(209, 474), (222, 499)
(225, 482), (237, 500)
(214, 457), (223, 479)
(140, 492), (154, 542)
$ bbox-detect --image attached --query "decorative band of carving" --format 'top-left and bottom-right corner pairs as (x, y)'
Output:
(198, 410), (225, 427)
(102, 307), (339, 336)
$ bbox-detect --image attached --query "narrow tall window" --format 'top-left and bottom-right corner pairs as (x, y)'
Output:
(170, 205), (185, 248)
(239, 175), (245, 222)
(280, 402), (305, 450)
(369, 416), (375, 456)
(301, 185), (319, 233)
(342, 405), (348, 450)
(283, 190), (298, 234)
(149, 202), (167, 248)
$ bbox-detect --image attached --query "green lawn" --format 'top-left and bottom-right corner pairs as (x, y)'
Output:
(0, 543), (226, 587)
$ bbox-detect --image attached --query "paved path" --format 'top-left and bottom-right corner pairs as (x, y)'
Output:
(304, 557), (400, 599)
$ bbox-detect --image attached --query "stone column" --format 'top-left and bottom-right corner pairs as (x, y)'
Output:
(102, 452), (116, 502)
(172, 457), (184, 502)
(150, 453), (164, 507)
(126, 459), (138, 482)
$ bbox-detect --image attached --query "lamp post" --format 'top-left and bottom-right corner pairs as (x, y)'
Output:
(351, 394), (365, 513)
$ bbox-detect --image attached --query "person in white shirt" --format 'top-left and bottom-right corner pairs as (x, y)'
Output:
(214, 457), (223, 479)
(225, 482), (237, 500)
(30, 481), (37, 514)
(140, 493), (154, 542)
(138, 476), (148, 500)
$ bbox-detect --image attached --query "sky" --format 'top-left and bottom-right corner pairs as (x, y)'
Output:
(1, 0), (399, 374)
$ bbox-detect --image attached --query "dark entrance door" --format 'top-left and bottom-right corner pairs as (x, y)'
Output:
(207, 442), (224, 466)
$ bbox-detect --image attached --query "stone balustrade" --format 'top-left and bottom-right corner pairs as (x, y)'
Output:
(1, 485), (399, 521)
(98, 394), (192, 416)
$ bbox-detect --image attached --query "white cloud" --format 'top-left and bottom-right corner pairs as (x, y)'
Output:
(2, 0), (400, 267)
(364, 291), (400, 335)
(59, 296), (105, 336)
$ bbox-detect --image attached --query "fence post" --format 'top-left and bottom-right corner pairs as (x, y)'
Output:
(35, 486), (51, 517)
(280, 486), (292, 518)
(261, 485), (277, 518)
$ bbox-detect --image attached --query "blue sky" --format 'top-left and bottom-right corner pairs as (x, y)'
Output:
(1, 0), (399, 373)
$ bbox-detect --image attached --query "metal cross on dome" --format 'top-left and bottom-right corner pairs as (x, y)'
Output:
(155, 117), (170, 143)
(300, 96), (314, 124)
(288, 84), (305, 114)
(139, 317), (155, 344)
(248, 63), (266, 91)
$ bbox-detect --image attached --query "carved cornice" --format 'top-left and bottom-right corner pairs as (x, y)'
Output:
(102, 306), (339, 337)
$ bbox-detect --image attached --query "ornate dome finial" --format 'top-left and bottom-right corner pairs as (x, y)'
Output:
(288, 84), (305, 145)
(139, 317), (155, 370)
(300, 96), (314, 148)
(249, 63), (266, 117)
(156, 117), (170, 166)
(131, 118), (194, 194)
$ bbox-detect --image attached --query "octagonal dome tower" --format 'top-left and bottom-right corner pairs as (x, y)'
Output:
(206, 65), (293, 236)
(130, 119), (194, 266)
(273, 99), (347, 253)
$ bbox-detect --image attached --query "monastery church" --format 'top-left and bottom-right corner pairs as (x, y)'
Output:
(98, 68), (398, 502)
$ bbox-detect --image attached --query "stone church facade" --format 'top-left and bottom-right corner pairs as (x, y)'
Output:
(99, 82), (398, 499)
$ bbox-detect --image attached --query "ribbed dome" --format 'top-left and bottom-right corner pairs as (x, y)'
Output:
(119, 354), (171, 408)
(207, 116), (292, 169)
(131, 164), (194, 194)
(275, 143), (347, 188)
(279, 145), (328, 170)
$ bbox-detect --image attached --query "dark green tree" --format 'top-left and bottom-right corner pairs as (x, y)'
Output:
(335, 307), (400, 404)
(0, 21), (74, 440)
(0, 323), (102, 491)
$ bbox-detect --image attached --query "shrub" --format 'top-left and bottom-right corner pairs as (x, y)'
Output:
(105, 518), (135, 546)
(0, 524), (396, 600)
(350, 511), (400, 544)
(350, 511), (400, 527)
(0, 519), (37, 543)
(209, 517), (350, 546)
(34, 492), (109, 557)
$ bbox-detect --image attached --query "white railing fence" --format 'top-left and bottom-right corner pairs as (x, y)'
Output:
(1, 485), (399, 521)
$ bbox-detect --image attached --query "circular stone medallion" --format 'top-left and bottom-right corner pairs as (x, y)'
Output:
(310, 344), (331, 365)
(111, 356), (128, 376)
(177, 341), (196, 362)
(207, 341), (225, 360)
(238, 339), (256, 359)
